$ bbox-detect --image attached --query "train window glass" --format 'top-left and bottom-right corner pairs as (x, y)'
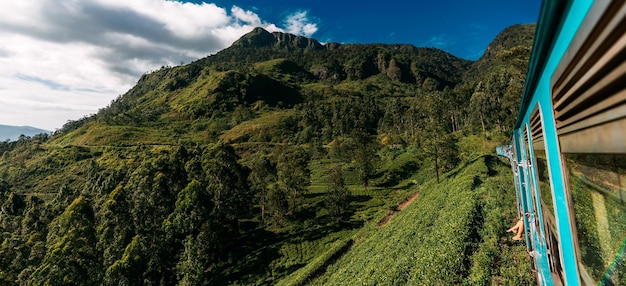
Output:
(530, 109), (555, 218)
(535, 151), (554, 215)
(564, 153), (626, 284)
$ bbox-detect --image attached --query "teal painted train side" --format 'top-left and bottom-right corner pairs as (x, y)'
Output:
(498, 1), (626, 285)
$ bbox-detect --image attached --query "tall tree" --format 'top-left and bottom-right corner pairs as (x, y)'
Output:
(201, 142), (251, 225)
(249, 155), (277, 223)
(97, 184), (133, 270)
(421, 92), (459, 183)
(275, 146), (311, 213)
(324, 165), (350, 220)
(29, 196), (100, 286)
(469, 82), (492, 138)
(351, 131), (379, 188)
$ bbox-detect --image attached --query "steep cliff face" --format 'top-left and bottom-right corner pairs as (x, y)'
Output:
(219, 28), (472, 86)
(230, 27), (276, 48)
(231, 27), (324, 50)
(273, 31), (325, 50)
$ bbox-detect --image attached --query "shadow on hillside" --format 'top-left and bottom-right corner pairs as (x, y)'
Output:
(484, 155), (501, 176)
(445, 155), (487, 179)
(349, 194), (373, 203)
(444, 155), (504, 181)
(216, 224), (282, 284)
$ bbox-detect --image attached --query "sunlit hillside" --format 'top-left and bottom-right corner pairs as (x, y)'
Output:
(0, 25), (535, 285)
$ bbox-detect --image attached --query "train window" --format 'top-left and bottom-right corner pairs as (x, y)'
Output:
(563, 154), (626, 284)
(530, 107), (564, 282)
(550, 1), (626, 283)
(530, 108), (555, 218)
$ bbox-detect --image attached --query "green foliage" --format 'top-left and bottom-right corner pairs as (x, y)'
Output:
(296, 95), (382, 143)
(275, 238), (353, 286)
(0, 24), (538, 285)
(351, 132), (380, 188)
(377, 151), (420, 187)
(176, 233), (214, 285)
(312, 156), (535, 285)
(467, 163), (535, 285)
(165, 180), (212, 238)
(419, 91), (460, 183)
(103, 235), (148, 286)
(29, 196), (100, 286)
(324, 165), (350, 219)
(220, 111), (296, 143)
(275, 145), (311, 213)
(97, 184), (133, 270)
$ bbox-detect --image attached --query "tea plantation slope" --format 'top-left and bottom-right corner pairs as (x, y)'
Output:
(306, 156), (535, 285)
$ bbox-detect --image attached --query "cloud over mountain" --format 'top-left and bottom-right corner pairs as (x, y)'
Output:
(0, 0), (318, 130)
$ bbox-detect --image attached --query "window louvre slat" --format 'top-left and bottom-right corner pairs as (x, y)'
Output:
(550, 1), (626, 154)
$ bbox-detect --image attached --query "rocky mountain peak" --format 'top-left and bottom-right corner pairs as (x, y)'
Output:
(231, 27), (325, 50)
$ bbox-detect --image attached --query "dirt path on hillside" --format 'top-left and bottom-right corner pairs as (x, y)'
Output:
(377, 191), (419, 227)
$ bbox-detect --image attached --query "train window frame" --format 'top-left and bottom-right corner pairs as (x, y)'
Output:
(512, 142), (526, 221)
(530, 104), (566, 283)
(523, 123), (546, 247)
(512, 137), (534, 248)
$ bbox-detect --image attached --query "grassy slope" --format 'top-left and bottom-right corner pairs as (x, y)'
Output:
(279, 156), (537, 285)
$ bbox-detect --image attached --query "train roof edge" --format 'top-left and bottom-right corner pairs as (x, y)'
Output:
(515, 0), (572, 129)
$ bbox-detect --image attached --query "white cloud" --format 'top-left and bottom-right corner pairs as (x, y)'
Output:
(0, 0), (319, 130)
(232, 6), (262, 26)
(284, 11), (318, 37)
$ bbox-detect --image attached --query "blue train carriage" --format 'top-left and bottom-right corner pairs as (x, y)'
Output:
(497, 0), (626, 285)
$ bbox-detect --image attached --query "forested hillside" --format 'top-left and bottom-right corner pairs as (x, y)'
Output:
(0, 24), (534, 285)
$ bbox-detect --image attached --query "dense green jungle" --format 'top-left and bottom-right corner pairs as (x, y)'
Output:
(0, 24), (537, 285)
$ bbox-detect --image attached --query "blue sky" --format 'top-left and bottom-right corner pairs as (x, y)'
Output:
(0, 0), (540, 130)
(195, 0), (541, 60)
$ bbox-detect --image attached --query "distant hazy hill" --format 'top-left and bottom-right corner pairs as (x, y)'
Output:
(0, 124), (50, 141)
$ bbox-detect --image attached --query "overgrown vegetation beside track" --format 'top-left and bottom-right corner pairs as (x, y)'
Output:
(308, 156), (536, 285)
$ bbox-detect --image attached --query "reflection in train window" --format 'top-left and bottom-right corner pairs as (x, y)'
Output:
(535, 152), (554, 215)
(565, 154), (626, 284)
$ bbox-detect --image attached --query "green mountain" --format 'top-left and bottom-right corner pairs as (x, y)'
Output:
(0, 25), (535, 285)
(0, 124), (50, 141)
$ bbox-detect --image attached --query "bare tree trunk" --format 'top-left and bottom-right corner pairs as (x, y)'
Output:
(434, 146), (440, 184)
(480, 113), (486, 138)
(450, 114), (455, 132)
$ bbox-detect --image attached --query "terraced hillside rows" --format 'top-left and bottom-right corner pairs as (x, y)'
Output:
(293, 156), (536, 285)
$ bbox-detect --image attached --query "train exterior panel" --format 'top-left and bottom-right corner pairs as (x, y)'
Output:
(498, 0), (626, 285)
